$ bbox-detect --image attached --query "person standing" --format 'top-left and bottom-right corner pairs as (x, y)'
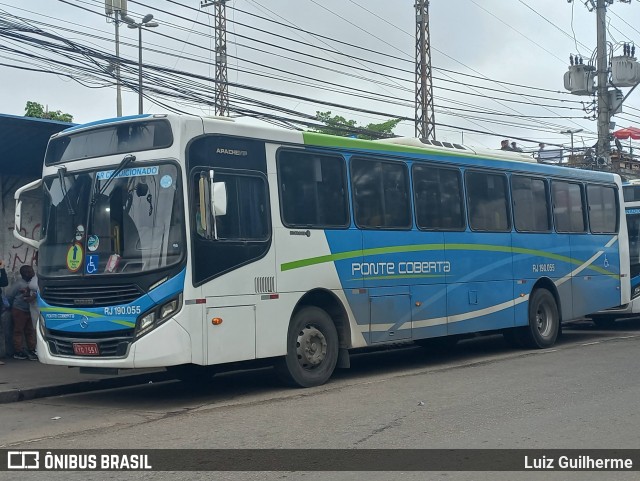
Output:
(6, 265), (37, 361)
(0, 260), (7, 365)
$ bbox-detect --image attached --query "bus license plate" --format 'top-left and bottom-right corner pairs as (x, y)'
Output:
(73, 343), (99, 356)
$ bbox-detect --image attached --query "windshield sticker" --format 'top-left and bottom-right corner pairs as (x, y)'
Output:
(160, 175), (173, 188)
(87, 235), (100, 252)
(66, 243), (84, 272)
(75, 225), (85, 241)
(105, 254), (121, 273)
(96, 166), (159, 181)
(86, 254), (99, 275)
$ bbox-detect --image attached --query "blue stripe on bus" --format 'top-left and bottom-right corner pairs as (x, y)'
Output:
(40, 268), (186, 333)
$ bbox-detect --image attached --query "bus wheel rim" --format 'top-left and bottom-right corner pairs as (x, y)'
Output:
(296, 325), (327, 369)
(536, 302), (552, 338)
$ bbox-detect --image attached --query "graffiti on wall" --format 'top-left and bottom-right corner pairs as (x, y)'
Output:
(3, 185), (41, 275)
(6, 224), (40, 272)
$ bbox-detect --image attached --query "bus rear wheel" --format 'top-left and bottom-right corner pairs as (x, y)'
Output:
(276, 306), (339, 388)
(522, 288), (559, 348)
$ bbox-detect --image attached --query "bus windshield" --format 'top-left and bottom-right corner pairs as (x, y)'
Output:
(39, 163), (184, 277)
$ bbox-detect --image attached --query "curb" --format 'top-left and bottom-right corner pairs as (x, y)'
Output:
(0, 370), (173, 404)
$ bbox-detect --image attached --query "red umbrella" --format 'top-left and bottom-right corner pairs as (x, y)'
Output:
(613, 126), (640, 140)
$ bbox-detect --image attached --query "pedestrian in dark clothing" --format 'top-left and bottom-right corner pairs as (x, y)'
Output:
(7, 265), (37, 361)
(500, 139), (511, 150)
(511, 142), (523, 152)
(0, 259), (7, 365)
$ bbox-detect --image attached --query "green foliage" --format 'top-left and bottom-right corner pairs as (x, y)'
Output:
(313, 111), (401, 140)
(24, 101), (74, 123)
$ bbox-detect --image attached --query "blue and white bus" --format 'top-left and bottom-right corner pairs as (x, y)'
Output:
(589, 180), (640, 326)
(14, 114), (630, 387)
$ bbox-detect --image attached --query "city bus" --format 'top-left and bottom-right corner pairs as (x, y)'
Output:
(589, 180), (640, 326)
(14, 114), (630, 387)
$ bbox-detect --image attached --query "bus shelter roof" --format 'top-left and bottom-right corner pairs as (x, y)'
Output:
(0, 113), (74, 176)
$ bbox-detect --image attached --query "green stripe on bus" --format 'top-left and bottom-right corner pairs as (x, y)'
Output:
(112, 320), (136, 328)
(280, 242), (618, 278)
(302, 132), (469, 159)
(41, 308), (136, 327)
(41, 307), (104, 318)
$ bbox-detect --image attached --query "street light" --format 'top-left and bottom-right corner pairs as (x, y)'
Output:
(122, 13), (158, 114)
(560, 128), (584, 156)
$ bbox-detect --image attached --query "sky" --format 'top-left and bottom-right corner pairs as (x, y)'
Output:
(1, 0), (640, 151)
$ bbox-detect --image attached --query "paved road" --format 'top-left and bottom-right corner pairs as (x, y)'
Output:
(2, 320), (640, 481)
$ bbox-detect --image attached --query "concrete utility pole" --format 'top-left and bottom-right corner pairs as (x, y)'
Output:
(565, 0), (635, 167)
(202, 0), (229, 117)
(415, 0), (435, 141)
(105, 0), (127, 117)
(115, 11), (122, 117)
(596, 0), (610, 162)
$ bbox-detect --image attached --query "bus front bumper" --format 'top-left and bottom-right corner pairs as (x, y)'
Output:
(36, 319), (192, 369)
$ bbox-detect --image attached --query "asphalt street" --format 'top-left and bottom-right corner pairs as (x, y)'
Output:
(2, 320), (640, 481)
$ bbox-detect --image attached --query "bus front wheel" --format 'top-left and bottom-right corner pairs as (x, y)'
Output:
(523, 289), (560, 348)
(276, 306), (339, 388)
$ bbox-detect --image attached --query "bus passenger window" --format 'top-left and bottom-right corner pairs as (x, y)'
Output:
(466, 171), (510, 232)
(351, 157), (410, 229)
(277, 150), (348, 228)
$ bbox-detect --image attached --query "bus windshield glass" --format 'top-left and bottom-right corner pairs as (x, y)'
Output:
(39, 163), (184, 277)
(45, 120), (173, 165)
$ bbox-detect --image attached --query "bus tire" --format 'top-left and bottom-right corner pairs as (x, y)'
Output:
(523, 289), (559, 348)
(276, 306), (339, 388)
(591, 316), (616, 329)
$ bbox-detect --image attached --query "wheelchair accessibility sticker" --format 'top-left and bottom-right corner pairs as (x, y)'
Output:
(86, 255), (99, 275)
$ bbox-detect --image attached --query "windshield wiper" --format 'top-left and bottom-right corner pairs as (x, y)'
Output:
(57, 166), (75, 215)
(98, 154), (136, 195)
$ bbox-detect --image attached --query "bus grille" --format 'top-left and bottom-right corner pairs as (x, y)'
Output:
(41, 284), (143, 307)
(46, 332), (133, 358)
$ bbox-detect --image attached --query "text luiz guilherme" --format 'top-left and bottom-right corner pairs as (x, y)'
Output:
(525, 455), (633, 470)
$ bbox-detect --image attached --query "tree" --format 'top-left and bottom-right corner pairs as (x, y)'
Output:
(313, 111), (401, 140)
(24, 101), (74, 123)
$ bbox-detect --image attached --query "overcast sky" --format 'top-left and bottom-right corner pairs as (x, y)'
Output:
(1, 0), (640, 151)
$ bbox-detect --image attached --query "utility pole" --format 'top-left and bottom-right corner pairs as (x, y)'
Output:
(105, 0), (127, 117)
(596, 0), (610, 162)
(202, 0), (229, 117)
(565, 0), (635, 167)
(415, 0), (435, 141)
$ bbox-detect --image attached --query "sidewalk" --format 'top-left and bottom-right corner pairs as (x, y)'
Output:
(0, 357), (170, 403)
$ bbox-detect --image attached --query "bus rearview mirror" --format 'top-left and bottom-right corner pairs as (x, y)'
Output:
(212, 182), (227, 216)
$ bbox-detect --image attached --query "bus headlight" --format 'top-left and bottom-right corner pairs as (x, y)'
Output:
(139, 312), (156, 333)
(160, 298), (179, 319)
(136, 294), (182, 338)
